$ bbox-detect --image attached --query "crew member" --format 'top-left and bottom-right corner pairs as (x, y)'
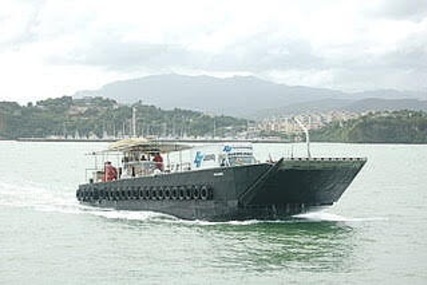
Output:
(104, 161), (118, 181)
(152, 152), (164, 171)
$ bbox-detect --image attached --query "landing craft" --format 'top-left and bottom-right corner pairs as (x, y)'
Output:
(76, 138), (366, 221)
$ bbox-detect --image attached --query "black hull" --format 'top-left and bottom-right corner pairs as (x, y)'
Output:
(76, 158), (366, 221)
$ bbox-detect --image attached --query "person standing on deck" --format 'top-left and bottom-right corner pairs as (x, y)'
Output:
(153, 152), (164, 171)
(104, 161), (118, 181)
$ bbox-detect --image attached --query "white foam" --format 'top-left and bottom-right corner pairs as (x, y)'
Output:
(171, 219), (263, 226)
(75, 209), (262, 225)
(0, 180), (78, 213)
(86, 209), (173, 221)
(294, 211), (387, 222)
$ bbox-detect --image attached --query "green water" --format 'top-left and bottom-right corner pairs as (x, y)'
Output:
(0, 141), (426, 284)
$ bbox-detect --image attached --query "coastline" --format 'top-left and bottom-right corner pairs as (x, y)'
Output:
(13, 137), (289, 144)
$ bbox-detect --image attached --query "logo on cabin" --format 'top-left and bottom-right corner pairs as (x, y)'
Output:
(204, 154), (216, 161)
(194, 151), (204, 168)
(194, 152), (216, 167)
(223, 145), (232, 153)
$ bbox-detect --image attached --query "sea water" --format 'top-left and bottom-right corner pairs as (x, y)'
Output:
(0, 141), (426, 284)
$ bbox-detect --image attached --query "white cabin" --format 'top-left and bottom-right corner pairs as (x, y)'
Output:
(191, 143), (257, 169)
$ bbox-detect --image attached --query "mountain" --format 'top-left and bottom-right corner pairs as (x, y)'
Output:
(251, 98), (427, 119)
(345, 98), (427, 113)
(73, 74), (426, 118)
(74, 74), (346, 116)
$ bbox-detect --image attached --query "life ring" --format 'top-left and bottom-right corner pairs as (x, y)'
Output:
(93, 187), (100, 200)
(83, 188), (89, 201)
(164, 187), (171, 200)
(171, 186), (178, 200)
(121, 188), (127, 200)
(143, 187), (150, 200)
(99, 188), (105, 200)
(138, 187), (144, 199)
(193, 185), (200, 200)
(84, 189), (89, 201)
(132, 187), (139, 199)
(150, 187), (157, 200)
(157, 187), (164, 200)
(200, 185), (211, 200)
(178, 186), (185, 200)
(185, 186), (192, 200)
(87, 188), (93, 201)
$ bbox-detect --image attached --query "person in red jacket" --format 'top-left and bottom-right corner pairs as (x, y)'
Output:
(104, 161), (118, 181)
(152, 152), (164, 171)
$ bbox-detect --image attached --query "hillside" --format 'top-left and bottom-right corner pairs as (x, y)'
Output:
(0, 96), (249, 140)
(311, 110), (427, 143)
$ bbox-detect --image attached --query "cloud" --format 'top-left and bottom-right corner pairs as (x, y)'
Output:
(0, 0), (43, 50)
(369, 0), (427, 22)
(1, 0), (427, 103)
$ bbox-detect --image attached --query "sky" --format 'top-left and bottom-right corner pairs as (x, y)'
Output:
(1, 0), (426, 104)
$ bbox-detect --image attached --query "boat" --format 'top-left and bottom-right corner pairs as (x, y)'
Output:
(76, 137), (367, 221)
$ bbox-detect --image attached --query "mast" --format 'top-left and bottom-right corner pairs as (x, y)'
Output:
(213, 118), (216, 139)
(132, 106), (137, 138)
(294, 117), (311, 159)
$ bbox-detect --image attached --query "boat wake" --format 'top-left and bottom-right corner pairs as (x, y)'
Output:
(81, 207), (176, 222)
(79, 210), (387, 226)
(293, 211), (388, 223)
(0, 180), (181, 221)
(0, 180), (79, 214)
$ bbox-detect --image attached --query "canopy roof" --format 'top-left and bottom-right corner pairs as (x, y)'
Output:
(107, 138), (192, 153)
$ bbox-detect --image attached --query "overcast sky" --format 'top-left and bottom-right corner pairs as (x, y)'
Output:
(1, 0), (426, 104)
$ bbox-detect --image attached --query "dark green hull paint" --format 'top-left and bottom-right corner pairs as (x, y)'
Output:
(77, 158), (366, 221)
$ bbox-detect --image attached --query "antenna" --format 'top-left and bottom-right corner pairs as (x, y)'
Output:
(291, 145), (294, 159)
(132, 106), (136, 138)
(294, 117), (311, 159)
(213, 118), (216, 139)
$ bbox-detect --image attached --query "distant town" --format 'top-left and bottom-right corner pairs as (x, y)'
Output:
(254, 110), (359, 139)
